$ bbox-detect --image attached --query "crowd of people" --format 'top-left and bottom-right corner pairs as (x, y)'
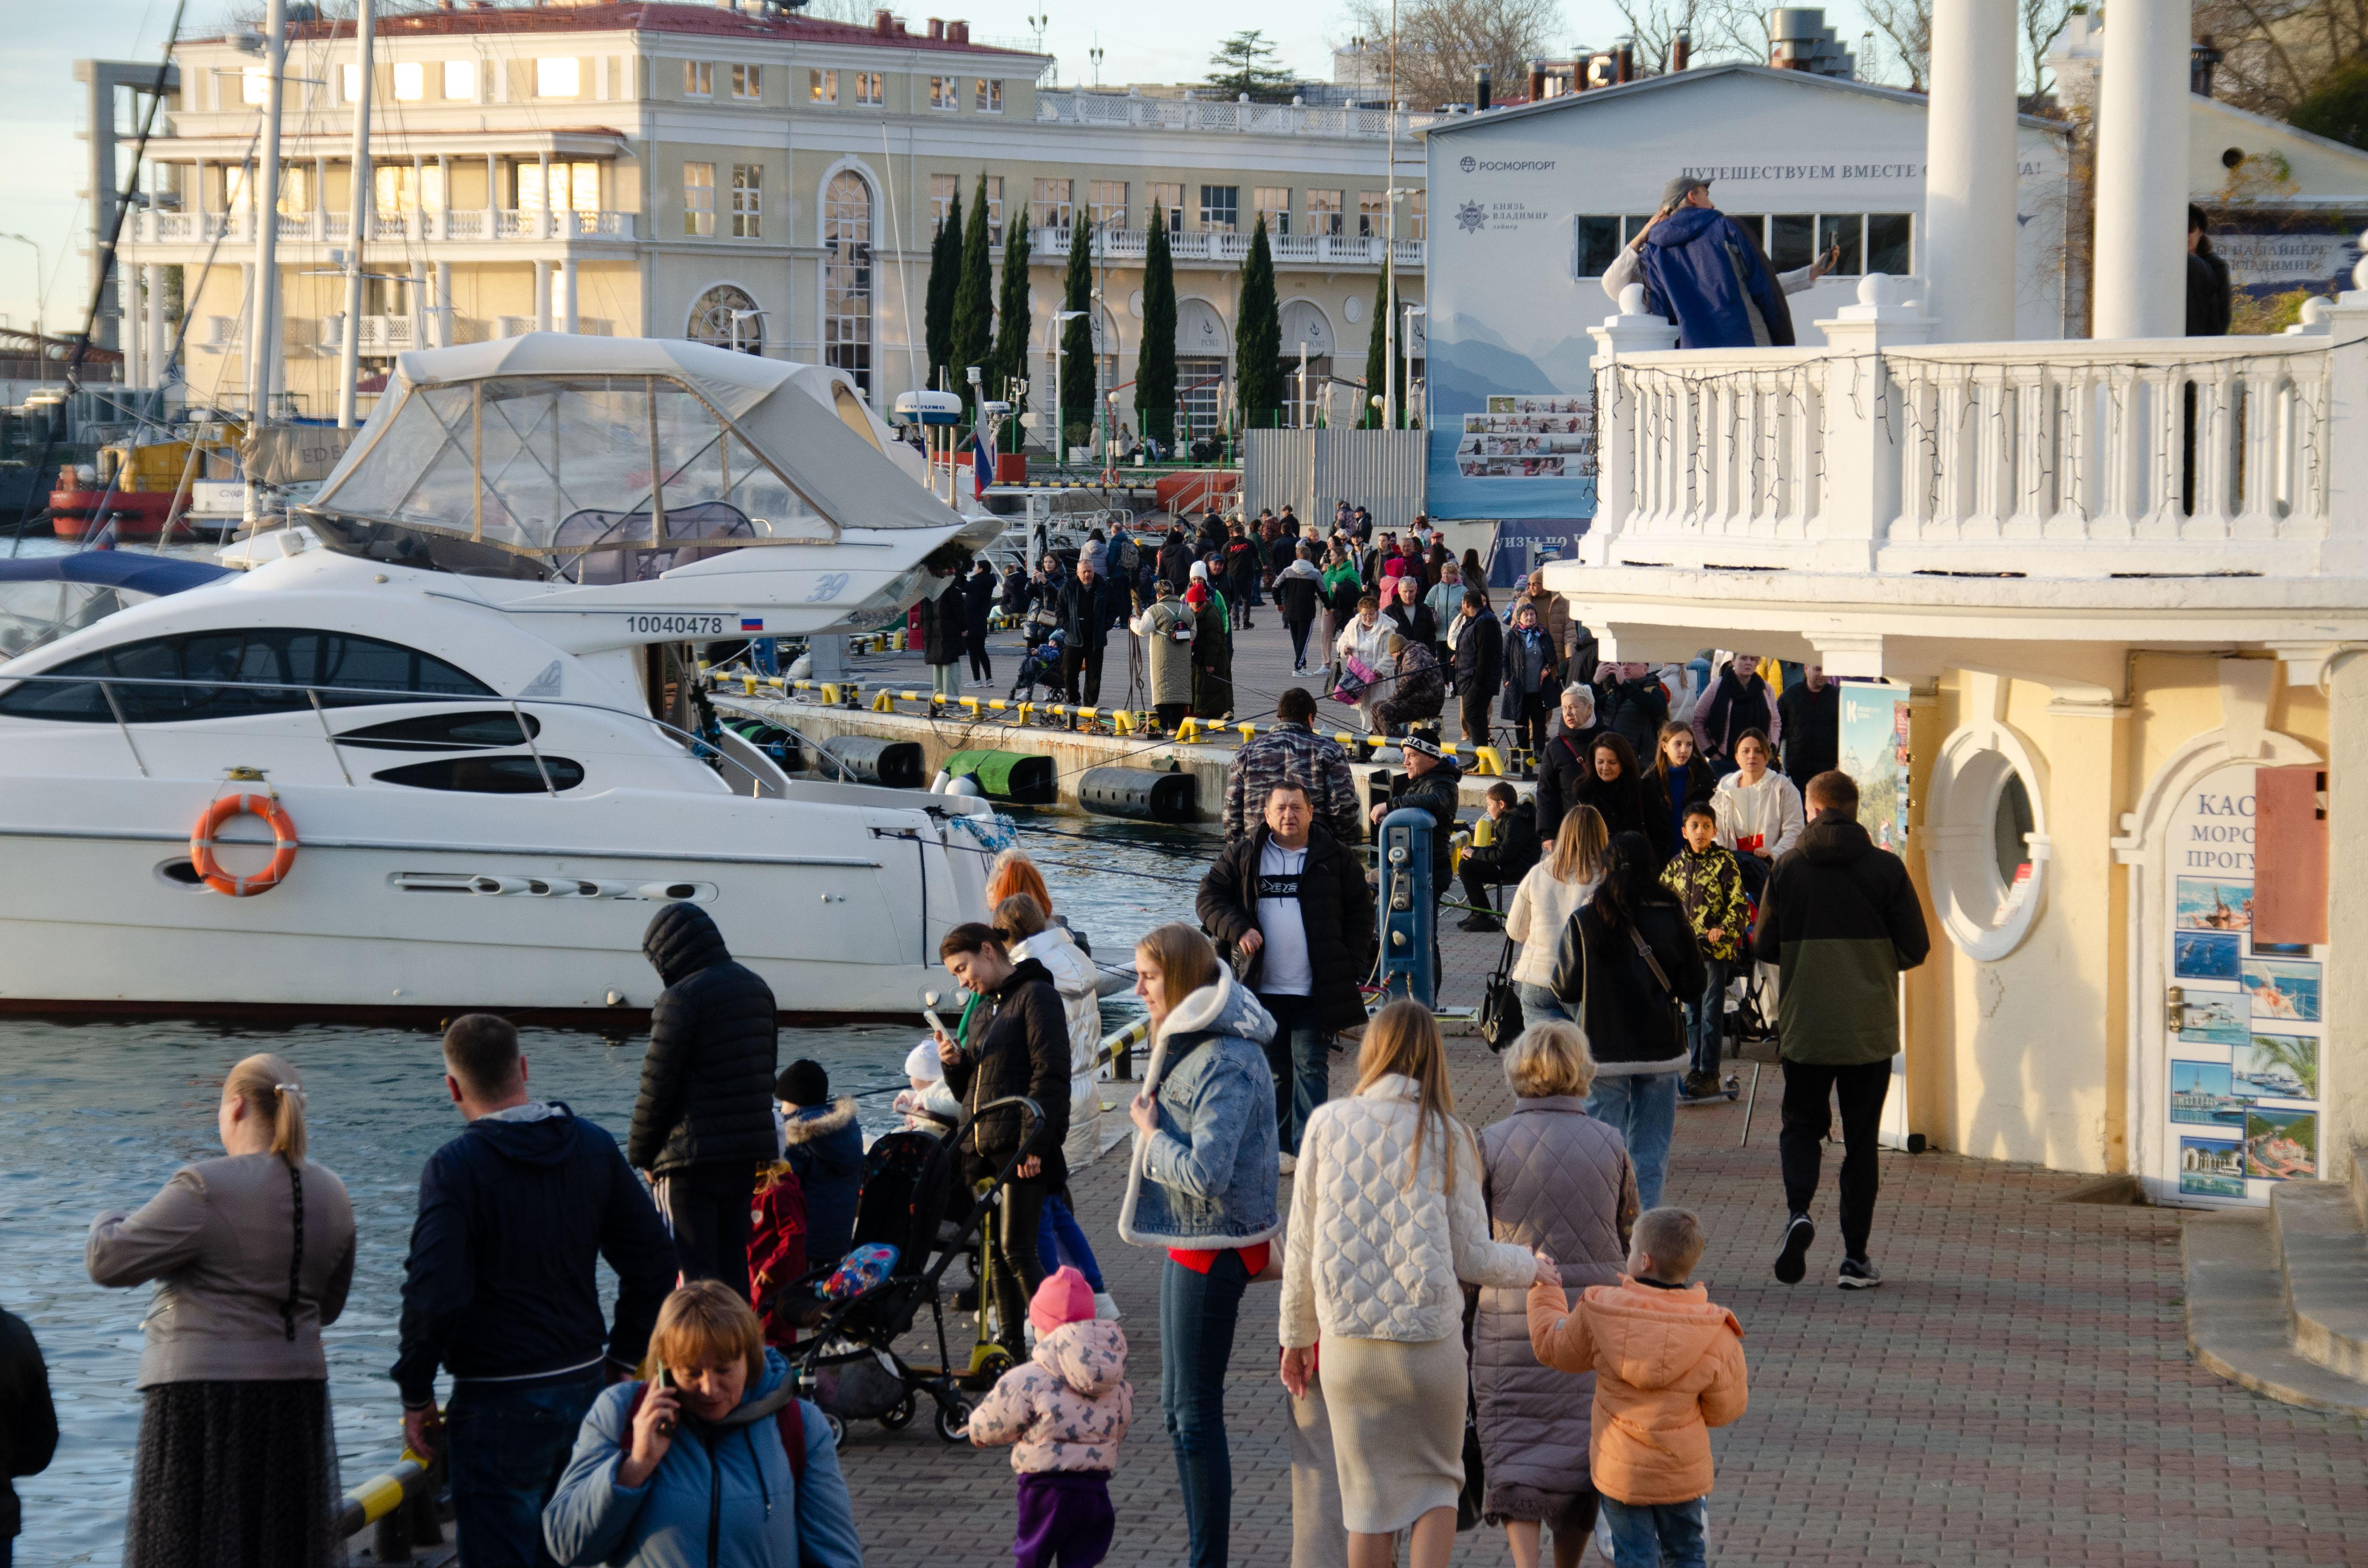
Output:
(16, 647), (1923, 1568)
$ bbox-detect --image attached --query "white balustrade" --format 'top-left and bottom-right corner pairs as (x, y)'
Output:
(1025, 225), (1417, 270)
(1034, 89), (1413, 141)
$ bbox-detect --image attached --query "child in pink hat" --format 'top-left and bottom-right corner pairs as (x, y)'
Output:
(967, 1265), (1134, 1568)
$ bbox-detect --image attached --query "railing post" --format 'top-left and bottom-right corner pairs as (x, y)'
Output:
(1817, 274), (1933, 572)
(2317, 243), (2368, 572)
(1580, 284), (1677, 565)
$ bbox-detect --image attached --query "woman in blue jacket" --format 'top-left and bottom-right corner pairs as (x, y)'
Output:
(543, 1281), (862, 1568)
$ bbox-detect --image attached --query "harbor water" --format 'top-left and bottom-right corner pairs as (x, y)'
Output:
(0, 816), (1208, 1566)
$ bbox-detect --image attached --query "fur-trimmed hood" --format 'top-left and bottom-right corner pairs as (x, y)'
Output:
(779, 1097), (857, 1146)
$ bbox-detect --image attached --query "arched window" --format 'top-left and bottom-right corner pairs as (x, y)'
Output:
(687, 284), (763, 353)
(823, 171), (873, 394)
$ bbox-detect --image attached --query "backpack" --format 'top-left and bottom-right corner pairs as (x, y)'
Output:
(626, 1379), (807, 1482)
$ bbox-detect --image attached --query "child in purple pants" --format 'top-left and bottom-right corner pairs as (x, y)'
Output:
(967, 1267), (1135, 1568)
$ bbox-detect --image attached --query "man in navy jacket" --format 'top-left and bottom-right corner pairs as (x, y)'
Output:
(395, 1013), (677, 1568)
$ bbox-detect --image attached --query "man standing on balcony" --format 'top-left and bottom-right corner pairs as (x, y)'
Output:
(1605, 176), (1834, 350)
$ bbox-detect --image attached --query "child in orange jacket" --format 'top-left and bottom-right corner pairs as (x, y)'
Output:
(1527, 1206), (1747, 1568)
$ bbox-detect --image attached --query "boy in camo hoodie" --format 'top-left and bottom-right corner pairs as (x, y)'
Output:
(967, 1266), (1134, 1568)
(1660, 800), (1751, 1100)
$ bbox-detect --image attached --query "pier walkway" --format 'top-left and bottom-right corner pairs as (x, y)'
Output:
(840, 1037), (2368, 1567)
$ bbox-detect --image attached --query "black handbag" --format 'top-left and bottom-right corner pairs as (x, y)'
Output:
(1477, 936), (1523, 1053)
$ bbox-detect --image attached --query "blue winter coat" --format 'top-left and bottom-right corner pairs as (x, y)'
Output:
(543, 1349), (862, 1568)
(780, 1098), (863, 1269)
(1118, 969), (1283, 1250)
(1636, 206), (1796, 352)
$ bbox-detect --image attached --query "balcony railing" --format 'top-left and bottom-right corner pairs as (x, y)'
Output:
(119, 208), (638, 246)
(1036, 88), (1426, 141)
(1031, 225), (1421, 270)
(1584, 276), (2351, 579)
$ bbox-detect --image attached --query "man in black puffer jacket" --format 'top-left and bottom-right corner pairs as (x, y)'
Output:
(630, 902), (779, 1293)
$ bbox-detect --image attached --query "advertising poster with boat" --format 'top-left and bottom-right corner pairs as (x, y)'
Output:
(2158, 766), (2325, 1203)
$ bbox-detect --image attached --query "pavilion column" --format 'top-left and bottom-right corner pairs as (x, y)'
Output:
(2093, 0), (2192, 339)
(560, 255), (578, 333)
(146, 264), (168, 389)
(534, 258), (552, 332)
(1922, 0), (2019, 343)
(433, 259), (452, 346)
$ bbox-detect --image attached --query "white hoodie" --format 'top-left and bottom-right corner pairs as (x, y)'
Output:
(1012, 925), (1106, 1168)
(1712, 767), (1806, 859)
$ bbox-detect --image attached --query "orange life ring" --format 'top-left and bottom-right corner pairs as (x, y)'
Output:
(190, 793), (299, 896)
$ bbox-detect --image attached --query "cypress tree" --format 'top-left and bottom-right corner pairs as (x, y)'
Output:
(1137, 200), (1177, 448)
(948, 173), (994, 415)
(1359, 261), (1405, 429)
(987, 218), (1034, 446)
(923, 184), (962, 391)
(1234, 212), (1282, 431)
(1059, 213), (1096, 453)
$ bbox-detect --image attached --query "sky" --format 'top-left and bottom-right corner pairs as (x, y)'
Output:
(0, 0), (1879, 340)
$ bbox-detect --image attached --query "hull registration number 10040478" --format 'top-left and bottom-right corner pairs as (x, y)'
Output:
(625, 615), (727, 637)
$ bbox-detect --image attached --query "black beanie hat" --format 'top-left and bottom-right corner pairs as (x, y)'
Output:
(776, 1059), (829, 1107)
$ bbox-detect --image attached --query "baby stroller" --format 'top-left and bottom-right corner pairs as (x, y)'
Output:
(779, 1094), (1045, 1445)
(1011, 629), (1066, 702)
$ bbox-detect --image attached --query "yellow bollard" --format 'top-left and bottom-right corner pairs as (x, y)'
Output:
(1175, 717), (1202, 744)
(872, 690), (897, 713)
(1235, 722), (1258, 741)
(1471, 814), (1496, 848)
(819, 683), (842, 705)
(1472, 746), (1506, 777)
(1111, 709), (1135, 734)
(961, 696), (981, 716)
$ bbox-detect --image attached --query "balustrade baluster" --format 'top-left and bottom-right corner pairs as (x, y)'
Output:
(2135, 367), (2186, 538)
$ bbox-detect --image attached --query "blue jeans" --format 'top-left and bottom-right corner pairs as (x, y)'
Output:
(1036, 1193), (1106, 1293)
(1600, 1495), (1707, 1568)
(1160, 1250), (1250, 1568)
(1517, 981), (1573, 1024)
(444, 1368), (606, 1568)
(1687, 957), (1731, 1079)
(1259, 992), (1330, 1154)
(1585, 1073), (1679, 1210)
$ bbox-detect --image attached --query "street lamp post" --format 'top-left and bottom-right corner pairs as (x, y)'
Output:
(1048, 307), (1085, 469)
(1401, 303), (1425, 431)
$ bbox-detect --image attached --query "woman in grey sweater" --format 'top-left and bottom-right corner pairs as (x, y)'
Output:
(87, 1053), (357, 1568)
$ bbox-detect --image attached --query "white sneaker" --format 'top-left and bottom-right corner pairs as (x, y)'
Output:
(1093, 1291), (1122, 1321)
(1277, 1151), (1298, 1176)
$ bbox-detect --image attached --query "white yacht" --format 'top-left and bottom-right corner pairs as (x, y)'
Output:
(0, 335), (1002, 1018)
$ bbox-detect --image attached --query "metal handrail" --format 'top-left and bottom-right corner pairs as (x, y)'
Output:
(0, 670), (835, 796)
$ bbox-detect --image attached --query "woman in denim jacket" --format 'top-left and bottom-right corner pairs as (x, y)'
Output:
(1118, 922), (1280, 1568)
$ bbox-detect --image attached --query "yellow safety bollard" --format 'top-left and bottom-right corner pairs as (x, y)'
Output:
(1472, 746), (1506, 777)
(1235, 722), (1258, 741)
(819, 683), (842, 705)
(961, 696), (981, 716)
(1175, 717), (1202, 744)
(1111, 710), (1135, 734)
(872, 690), (897, 713)
(1471, 814), (1495, 848)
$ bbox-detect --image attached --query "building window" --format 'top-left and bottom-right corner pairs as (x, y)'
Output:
(1307, 189), (1343, 237)
(373, 164), (413, 216)
(824, 171), (874, 393)
(986, 176), (1004, 245)
(1148, 182), (1182, 232)
(731, 63), (761, 100)
(1199, 186), (1239, 235)
(1358, 190), (1390, 238)
(1408, 189), (1426, 242)
(930, 173), (959, 235)
(341, 63), (362, 101)
(1032, 178), (1073, 231)
(1089, 179), (1126, 230)
(1178, 357), (1226, 440)
(731, 164), (762, 238)
(1254, 186), (1290, 237)
(444, 59), (477, 100)
(929, 76), (957, 110)
(1926, 721), (2050, 961)
(1867, 212), (1913, 274)
(853, 71), (883, 105)
(809, 69), (838, 103)
(241, 65), (268, 105)
(536, 58), (580, 98)
(393, 61), (424, 101)
(688, 282), (762, 353)
(975, 77), (1002, 112)
(685, 61), (713, 97)
(518, 161), (600, 214)
(684, 162), (715, 237)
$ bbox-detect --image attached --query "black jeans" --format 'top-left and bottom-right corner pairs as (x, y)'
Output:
(446, 1369), (606, 1568)
(1458, 849), (1511, 914)
(1460, 689), (1492, 753)
(1153, 701), (1189, 733)
(1513, 690), (1550, 757)
(1778, 1058), (1891, 1261)
(968, 644), (992, 682)
(1061, 645), (1104, 707)
(986, 1174), (1048, 1354)
(1286, 615), (1313, 668)
(653, 1160), (756, 1299)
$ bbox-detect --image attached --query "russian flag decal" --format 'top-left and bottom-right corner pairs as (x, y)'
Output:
(740, 616), (765, 632)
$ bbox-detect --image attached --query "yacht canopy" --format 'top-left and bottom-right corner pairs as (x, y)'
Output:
(305, 335), (953, 579)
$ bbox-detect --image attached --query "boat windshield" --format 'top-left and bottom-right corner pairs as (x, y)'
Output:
(310, 374), (830, 577)
(0, 554), (236, 664)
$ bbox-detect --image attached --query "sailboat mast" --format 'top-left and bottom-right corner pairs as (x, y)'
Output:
(337, 0), (373, 429)
(245, 0), (287, 523)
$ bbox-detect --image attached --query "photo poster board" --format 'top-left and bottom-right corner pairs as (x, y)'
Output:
(1838, 680), (1912, 851)
(2162, 763), (2328, 1207)
(1424, 122), (1601, 521)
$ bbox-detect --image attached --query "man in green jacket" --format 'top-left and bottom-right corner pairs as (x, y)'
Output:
(1755, 769), (1930, 1291)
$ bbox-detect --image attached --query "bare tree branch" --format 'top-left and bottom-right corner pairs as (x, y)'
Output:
(1341, 0), (1561, 110)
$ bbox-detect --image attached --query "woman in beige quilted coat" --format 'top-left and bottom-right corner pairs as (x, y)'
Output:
(1279, 1002), (1550, 1568)
(1475, 1021), (1639, 1568)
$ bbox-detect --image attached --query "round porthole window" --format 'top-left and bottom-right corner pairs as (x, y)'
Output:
(1928, 723), (2050, 961)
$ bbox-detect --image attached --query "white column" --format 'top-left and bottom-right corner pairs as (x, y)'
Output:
(1922, 0), (2019, 343)
(433, 259), (452, 346)
(534, 258), (552, 332)
(123, 270), (144, 389)
(146, 264), (168, 391)
(538, 151), (552, 239)
(248, 0), (288, 421)
(1579, 283), (1679, 566)
(2093, 0), (2192, 340)
(409, 258), (428, 349)
(560, 256), (578, 333)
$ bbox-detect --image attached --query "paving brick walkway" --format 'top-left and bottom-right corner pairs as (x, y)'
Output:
(838, 1040), (2368, 1567)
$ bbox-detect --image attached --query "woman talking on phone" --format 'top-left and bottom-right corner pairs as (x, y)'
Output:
(544, 1279), (861, 1568)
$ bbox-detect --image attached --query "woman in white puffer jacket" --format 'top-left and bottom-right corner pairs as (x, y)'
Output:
(1280, 1002), (1550, 1568)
